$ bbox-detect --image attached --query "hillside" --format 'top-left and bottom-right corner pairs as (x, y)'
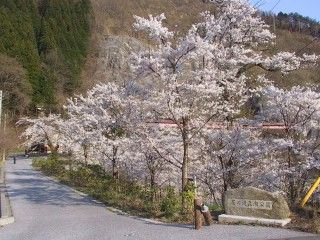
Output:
(0, 0), (319, 117)
(0, 0), (91, 116)
(82, 0), (320, 91)
(80, 0), (216, 90)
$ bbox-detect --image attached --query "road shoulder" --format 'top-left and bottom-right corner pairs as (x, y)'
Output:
(0, 161), (14, 226)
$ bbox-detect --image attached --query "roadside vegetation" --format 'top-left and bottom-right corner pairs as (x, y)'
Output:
(32, 156), (196, 222)
(32, 156), (320, 233)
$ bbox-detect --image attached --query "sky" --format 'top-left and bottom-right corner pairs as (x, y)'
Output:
(249, 0), (320, 22)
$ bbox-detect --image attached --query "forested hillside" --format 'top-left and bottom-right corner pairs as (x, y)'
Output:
(262, 11), (320, 37)
(0, 0), (91, 115)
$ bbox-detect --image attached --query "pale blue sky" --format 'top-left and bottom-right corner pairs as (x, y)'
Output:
(250, 0), (320, 21)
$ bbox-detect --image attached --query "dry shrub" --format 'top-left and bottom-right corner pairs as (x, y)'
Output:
(0, 123), (20, 156)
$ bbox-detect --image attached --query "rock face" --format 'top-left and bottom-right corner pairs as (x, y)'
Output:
(224, 187), (291, 219)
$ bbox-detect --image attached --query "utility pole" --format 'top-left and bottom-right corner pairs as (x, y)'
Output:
(2, 113), (6, 161)
(0, 90), (3, 162)
(0, 90), (6, 161)
(0, 90), (2, 126)
(270, 0), (280, 33)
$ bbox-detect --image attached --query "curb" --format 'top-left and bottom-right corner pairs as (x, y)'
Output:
(0, 162), (15, 226)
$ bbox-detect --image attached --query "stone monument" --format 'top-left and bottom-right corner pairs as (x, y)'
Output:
(219, 187), (291, 227)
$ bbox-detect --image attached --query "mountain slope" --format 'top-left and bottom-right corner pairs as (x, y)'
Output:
(81, 0), (320, 92)
(0, 0), (91, 115)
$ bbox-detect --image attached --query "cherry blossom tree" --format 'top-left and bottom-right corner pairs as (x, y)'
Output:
(130, 0), (318, 207)
(132, 124), (180, 187)
(260, 86), (320, 205)
(17, 114), (61, 154)
(196, 126), (267, 205)
(57, 117), (97, 165)
(63, 82), (137, 176)
(131, 141), (165, 188)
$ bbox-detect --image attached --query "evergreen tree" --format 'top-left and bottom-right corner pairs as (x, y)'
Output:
(0, 0), (91, 114)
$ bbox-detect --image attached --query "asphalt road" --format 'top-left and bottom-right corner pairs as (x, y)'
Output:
(0, 157), (318, 240)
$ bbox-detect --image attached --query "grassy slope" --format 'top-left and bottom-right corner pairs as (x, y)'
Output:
(90, 0), (215, 35)
(271, 30), (320, 88)
(80, 0), (215, 89)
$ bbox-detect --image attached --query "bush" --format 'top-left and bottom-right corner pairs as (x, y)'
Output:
(181, 183), (196, 213)
(86, 164), (110, 179)
(32, 156), (65, 176)
(160, 187), (180, 218)
(209, 203), (223, 212)
(69, 168), (90, 186)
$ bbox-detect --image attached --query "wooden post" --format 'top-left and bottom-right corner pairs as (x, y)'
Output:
(201, 204), (213, 226)
(194, 198), (203, 230)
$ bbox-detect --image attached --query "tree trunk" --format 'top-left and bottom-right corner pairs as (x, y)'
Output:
(83, 145), (88, 165)
(181, 158), (188, 210)
(45, 133), (58, 155)
(287, 147), (297, 205)
(51, 145), (59, 155)
(181, 144), (189, 192)
(150, 169), (156, 202)
(150, 171), (155, 188)
(219, 156), (228, 208)
(112, 145), (119, 179)
(181, 117), (190, 212)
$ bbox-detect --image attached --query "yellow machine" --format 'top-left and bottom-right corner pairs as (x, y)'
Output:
(301, 176), (320, 207)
